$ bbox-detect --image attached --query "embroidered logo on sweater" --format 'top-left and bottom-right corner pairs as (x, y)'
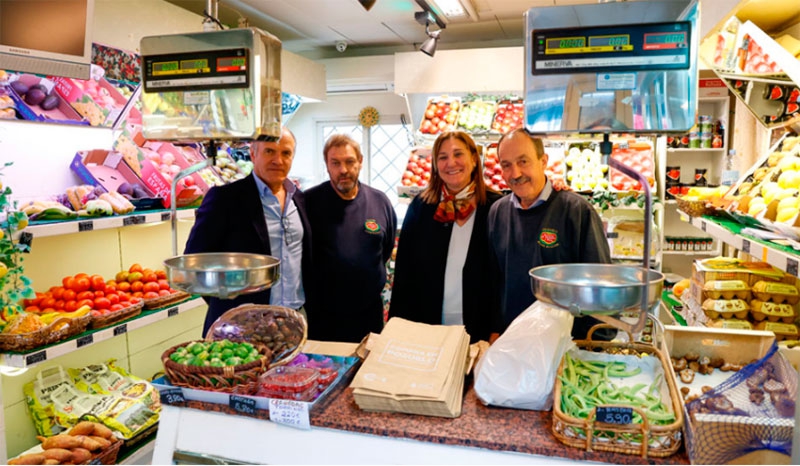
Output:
(538, 228), (559, 248)
(364, 219), (381, 234)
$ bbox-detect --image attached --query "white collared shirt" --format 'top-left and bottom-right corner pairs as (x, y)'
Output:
(253, 176), (305, 309)
(512, 178), (553, 210)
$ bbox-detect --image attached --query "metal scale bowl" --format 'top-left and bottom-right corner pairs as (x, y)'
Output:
(139, 27), (284, 300)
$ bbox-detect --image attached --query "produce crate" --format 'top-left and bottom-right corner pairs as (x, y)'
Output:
(418, 96), (460, 136)
(70, 150), (155, 199)
(5, 74), (87, 125)
(663, 326), (789, 465)
(552, 327), (684, 458)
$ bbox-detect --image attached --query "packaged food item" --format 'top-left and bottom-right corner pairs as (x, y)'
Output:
(256, 366), (319, 401)
(751, 281), (800, 304)
(749, 300), (797, 323)
(754, 321), (800, 340)
(706, 318), (753, 330)
(703, 280), (751, 300)
(701, 298), (749, 319)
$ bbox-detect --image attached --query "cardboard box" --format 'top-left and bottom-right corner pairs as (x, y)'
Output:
(692, 258), (793, 287)
(6, 74), (87, 125)
(70, 150), (155, 198)
(698, 78), (728, 98)
(664, 326), (787, 465)
(52, 75), (128, 127)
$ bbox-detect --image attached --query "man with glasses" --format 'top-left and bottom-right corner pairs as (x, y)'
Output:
(305, 134), (396, 343)
(185, 127), (313, 335)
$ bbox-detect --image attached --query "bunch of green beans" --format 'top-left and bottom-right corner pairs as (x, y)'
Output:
(559, 353), (675, 425)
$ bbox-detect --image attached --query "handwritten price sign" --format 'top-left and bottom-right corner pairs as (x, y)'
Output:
(268, 399), (310, 430)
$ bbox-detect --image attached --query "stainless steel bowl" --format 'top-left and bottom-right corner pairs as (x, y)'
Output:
(164, 253), (280, 299)
(530, 264), (664, 316)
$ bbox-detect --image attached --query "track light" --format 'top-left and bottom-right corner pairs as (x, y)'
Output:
(419, 27), (442, 57)
(420, 27), (441, 56)
(358, 0), (376, 11)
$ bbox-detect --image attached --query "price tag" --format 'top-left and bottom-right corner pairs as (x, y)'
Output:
(167, 307), (179, 317)
(268, 399), (310, 430)
(161, 212), (171, 222)
(26, 350), (47, 366)
(787, 258), (798, 277)
(596, 406), (633, 425)
(701, 221), (707, 232)
(123, 215), (145, 226)
(88, 458), (102, 465)
(113, 324), (127, 336)
(229, 395), (257, 415)
(78, 221), (94, 232)
(606, 232), (619, 239)
(159, 388), (186, 405)
(76, 334), (94, 348)
(742, 239), (751, 253)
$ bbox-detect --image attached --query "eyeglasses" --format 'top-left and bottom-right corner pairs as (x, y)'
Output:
(281, 216), (295, 246)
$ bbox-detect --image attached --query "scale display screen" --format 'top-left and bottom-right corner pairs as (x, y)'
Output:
(531, 21), (690, 75)
(142, 48), (249, 92)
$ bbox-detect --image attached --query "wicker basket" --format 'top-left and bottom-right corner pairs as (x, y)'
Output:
(90, 301), (144, 330)
(0, 313), (93, 352)
(675, 196), (713, 218)
(161, 340), (273, 394)
(206, 304), (307, 368)
(551, 326), (684, 458)
(143, 291), (191, 310)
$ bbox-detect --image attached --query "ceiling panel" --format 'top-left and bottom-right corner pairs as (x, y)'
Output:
(161, 0), (697, 58)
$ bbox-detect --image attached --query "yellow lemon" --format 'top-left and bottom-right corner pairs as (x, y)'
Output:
(16, 212), (28, 231)
(0, 263), (7, 279)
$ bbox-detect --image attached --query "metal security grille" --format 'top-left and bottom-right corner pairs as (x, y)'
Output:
(319, 120), (412, 218)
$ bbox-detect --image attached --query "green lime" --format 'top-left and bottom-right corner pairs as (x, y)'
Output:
(220, 349), (233, 359)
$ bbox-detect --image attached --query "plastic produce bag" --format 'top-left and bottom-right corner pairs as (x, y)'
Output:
(473, 301), (575, 410)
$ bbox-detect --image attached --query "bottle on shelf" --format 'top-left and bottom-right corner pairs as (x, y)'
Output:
(721, 149), (739, 186)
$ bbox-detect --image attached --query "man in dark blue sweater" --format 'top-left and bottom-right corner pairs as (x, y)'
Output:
(305, 134), (396, 343)
(488, 129), (611, 340)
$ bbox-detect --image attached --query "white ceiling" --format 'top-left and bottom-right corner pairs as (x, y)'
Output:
(163, 0), (611, 59)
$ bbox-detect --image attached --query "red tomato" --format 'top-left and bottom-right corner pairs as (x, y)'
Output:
(94, 290), (104, 298)
(54, 300), (65, 310)
(107, 293), (120, 305)
(64, 300), (78, 312)
(156, 270), (167, 280)
(41, 298), (56, 309)
(75, 277), (91, 293)
(94, 297), (111, 310)
(77, 299), (95, 309)
(25, 306), (41, 313)
(89, 275), (104, 291)
(158, 289), (171, 296)
(51, 287), (65, 300)
(117, 281), (131, 292)
(130, 297), (142, 304)
(62, 289), (76, 302)
(131, 281), (144, 293)
(143, 291), (159, 300)
(143, 282), (160, 293)
(157, 279), (170, 290)
(76, 291), (94, 301)
(109, 304), (124, 312)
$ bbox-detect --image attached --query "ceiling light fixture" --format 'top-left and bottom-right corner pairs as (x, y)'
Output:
(430, 0), (467, 18)
(358, 0), (377, 11)
(420, 28), (441, 57)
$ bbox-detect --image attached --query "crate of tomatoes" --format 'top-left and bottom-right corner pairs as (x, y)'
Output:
(418, 96), (461, 136)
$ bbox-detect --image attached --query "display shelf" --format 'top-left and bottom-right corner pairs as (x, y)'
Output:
(662, 250), (719, 256)
(23, 208), (197, 239)
(0, 297), (203, 369)
(679, 211), (800, 277)
(667, 148), (726, 153)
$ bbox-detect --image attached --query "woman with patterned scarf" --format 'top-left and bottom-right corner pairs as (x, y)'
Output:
(389, 131), (503, 343)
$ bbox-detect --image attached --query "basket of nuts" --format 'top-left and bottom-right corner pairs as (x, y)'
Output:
(206, 304), (307, 368)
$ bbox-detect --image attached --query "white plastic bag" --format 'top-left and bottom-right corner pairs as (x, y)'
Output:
(473, 301), (575, 410)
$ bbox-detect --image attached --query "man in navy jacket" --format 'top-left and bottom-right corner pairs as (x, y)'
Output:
(184, 127), (313, 335)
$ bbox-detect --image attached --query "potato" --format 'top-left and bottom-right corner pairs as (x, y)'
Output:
(68, 421), (96, 437)
(8, 453), (46, 465)
(42, 448), (73, 462)
(88, 435), (111, 449)
(69, 448), (91, 464)
(40, 434), (82, 450)
(91, 423), (114, 439)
